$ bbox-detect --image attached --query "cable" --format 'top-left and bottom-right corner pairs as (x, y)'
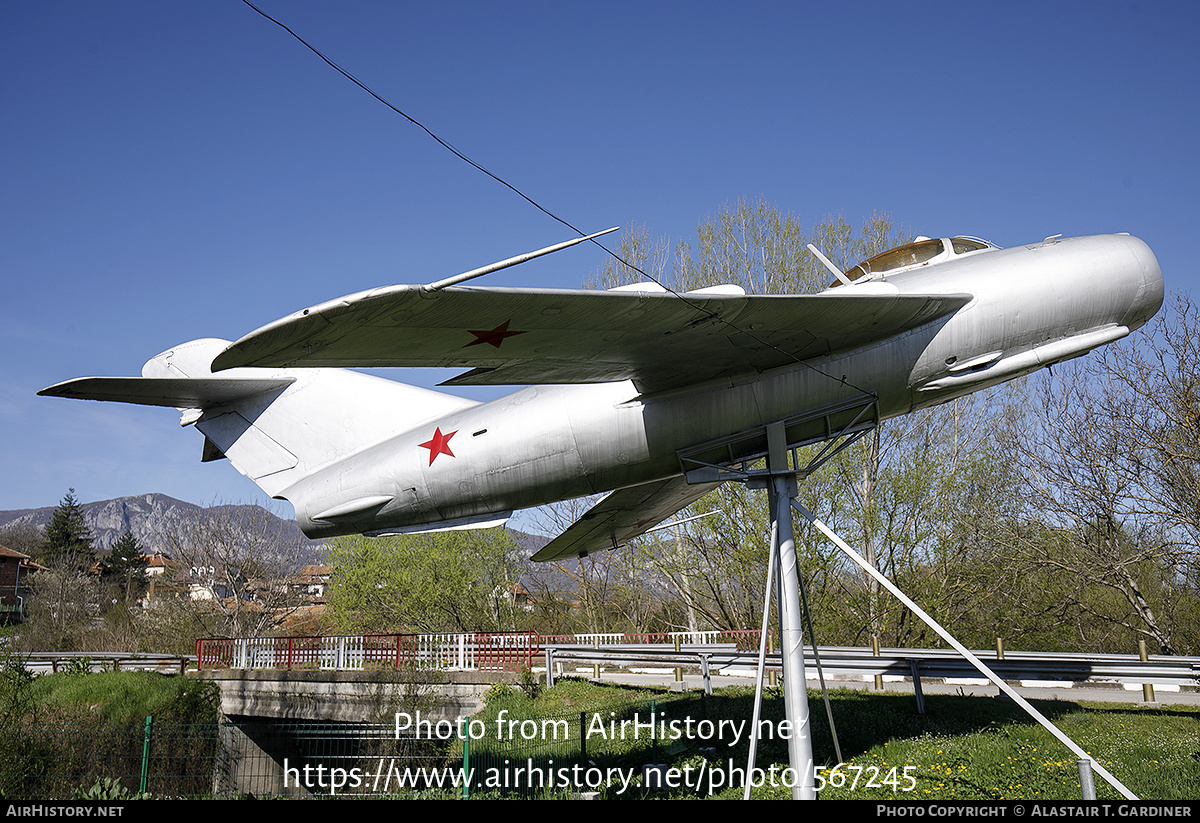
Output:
(242, 0), (587, 241)
(240, 0), (872, 396)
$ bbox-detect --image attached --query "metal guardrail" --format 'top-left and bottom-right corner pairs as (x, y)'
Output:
(19, 652), (195, 675)
(543, 644), (1200, 698)
(21, 638), (1197, 698)
(540, 630), (764, 650)
(803, 646), (1200, 686)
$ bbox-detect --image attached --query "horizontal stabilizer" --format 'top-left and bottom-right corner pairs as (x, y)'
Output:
(38, 376), (294, 409)
(39, 337), (481, 500)
(532, 475), (720, 562)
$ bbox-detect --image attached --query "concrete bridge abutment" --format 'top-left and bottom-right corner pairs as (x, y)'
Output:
(190, 669), (516, 797)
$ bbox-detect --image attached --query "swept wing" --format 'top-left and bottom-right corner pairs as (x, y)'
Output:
(532, 475), (722, 562)
(212, 286), (972, 393)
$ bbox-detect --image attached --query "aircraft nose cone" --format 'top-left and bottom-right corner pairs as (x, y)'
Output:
(1120, 235), (1164, 331)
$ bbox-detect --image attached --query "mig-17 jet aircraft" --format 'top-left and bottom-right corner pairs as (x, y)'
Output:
(41, 232), (1163, 560)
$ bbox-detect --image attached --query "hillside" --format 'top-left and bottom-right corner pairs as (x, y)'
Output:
(0, 493), (314, 554)
(0, 493), (554, 569)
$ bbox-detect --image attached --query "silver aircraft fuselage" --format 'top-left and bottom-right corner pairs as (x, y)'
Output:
(279, 233), (1162, 538)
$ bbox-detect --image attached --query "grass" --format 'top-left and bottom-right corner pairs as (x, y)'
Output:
(24, 671), (220, 725)
(1, 671), (221, 800)
(466, 679), (1200, 800)
(787, 697), (1200, 801)
(5, 667), (1193, 800)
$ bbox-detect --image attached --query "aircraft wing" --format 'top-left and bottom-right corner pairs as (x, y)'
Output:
(531, 475), (721, 562)
(212, 285), (972, 393)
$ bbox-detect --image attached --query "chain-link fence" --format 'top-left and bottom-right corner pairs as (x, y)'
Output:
(1, 719), (220, 800)
(0, 691), (720, 799)
(1, 717), (466, 800)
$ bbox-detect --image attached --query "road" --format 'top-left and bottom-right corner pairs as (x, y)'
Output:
(565, 666), (1200, 707)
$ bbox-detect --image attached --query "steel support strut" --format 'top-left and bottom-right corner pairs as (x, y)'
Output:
(703, 408), (1134, 801)
(790, 500), (1138, 802)
(766, 422), (816, 799)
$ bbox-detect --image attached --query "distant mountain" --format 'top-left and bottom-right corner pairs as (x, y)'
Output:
(0, 493), (561, 572)
(0, 493), (316, 555)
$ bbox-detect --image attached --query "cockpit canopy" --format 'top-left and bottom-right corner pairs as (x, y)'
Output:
(837, 236), (998, 286)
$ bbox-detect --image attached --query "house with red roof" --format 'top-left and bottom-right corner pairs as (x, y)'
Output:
(0, 544), (45, 623)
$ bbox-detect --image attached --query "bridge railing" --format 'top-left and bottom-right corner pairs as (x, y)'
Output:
(194, 631), (770, 673)
(539, 630), (766, 650)
(195, 632), (540, 673)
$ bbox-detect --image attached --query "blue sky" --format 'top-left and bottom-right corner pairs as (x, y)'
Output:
(3, 1), (1198, 518)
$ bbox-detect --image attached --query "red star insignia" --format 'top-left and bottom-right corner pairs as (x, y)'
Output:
(418, 427), (457, 465)
(463, 320), (527, 349)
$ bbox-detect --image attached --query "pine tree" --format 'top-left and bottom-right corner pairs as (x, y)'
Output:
(104, 531), (147, 602)
(39, 488), (94, 568)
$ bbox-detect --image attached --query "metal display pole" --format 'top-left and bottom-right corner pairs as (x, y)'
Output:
(766, 422), (816, 799)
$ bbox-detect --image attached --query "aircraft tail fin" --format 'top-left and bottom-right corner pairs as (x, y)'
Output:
(40, 338), (479, 498)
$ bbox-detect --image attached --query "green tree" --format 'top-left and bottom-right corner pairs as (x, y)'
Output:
(20, 490), (98, 650)
(806, 388), (1030, 647)
(38, 489), (94, 569)
(102, 531), (147, 606)
(326, 529), (524, 633)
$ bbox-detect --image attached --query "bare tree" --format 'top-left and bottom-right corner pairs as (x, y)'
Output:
(522, 496), (619, 634)
(1092, 293), (1200, 550)
(996, 296), (1199, 654)
(144, 503), (310, 642)
(580, 204), (916, 639)
(19, 565), (97, 651)
(0, 524), (43, 558)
